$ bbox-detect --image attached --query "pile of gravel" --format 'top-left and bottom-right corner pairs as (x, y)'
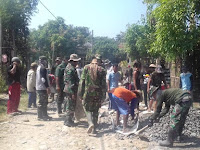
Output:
(143, 107), (200, 142)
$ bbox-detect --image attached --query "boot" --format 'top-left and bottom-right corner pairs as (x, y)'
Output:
(92, 111), (98, 134)
(37, 106), (46, 121)
(64, 115), (75, 127)
(159, 128), (175, 147)
(42, 106), (52, 120)
(85, 112), (94, 133)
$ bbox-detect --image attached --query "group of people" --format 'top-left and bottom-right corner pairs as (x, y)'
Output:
(6, 55), (193, 147)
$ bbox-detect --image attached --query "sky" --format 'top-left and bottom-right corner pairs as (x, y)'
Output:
(29, 0), (147, 38)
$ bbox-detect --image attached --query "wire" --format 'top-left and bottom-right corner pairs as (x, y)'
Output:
(38, 0), (58, 20)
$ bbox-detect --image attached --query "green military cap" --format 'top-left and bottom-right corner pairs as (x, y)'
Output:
(39, 56), (47, 60)
(95, 54), (102, 60)
(11, 57), (20, 63)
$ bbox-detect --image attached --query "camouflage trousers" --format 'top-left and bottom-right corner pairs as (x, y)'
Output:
(84, 108), (99, 128)
(37, 90), (48, 108)
(170, 100), (191, 135)
(64, 94), (77, 116)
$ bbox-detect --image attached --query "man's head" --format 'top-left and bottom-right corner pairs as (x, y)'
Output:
(95, 54), (102, 66)
(11, 57), (21, 66)
(113, 63), (118, 73)
(149, 64), (156, 73)
(155, 65), (162, 73)
(39, 56), (48, 68)
(133, 60), (141, 70)
(68, 54), (81, 67)
(55, 57), (61, 65)
(30, 62), (38, 71)
(182, 66), (187, 73)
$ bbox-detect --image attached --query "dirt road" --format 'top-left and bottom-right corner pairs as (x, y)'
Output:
(0, 102), (199, 150)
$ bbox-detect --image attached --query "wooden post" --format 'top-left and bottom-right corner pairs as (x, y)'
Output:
(0, 17), (2, 67)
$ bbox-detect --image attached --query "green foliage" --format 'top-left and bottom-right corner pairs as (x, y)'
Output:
(144, 0), (200, 60)
(29, 17), (90, 62)
(92, 36), (126, 63)
(0, 71), (7, 93)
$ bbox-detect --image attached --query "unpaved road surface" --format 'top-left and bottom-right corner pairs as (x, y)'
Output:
(0, 102), (199, 150)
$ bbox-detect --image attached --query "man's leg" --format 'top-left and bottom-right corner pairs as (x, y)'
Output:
(123, 114), (128, 132)
(159, 103), (183, 147)
(84, 110), (94, 133)
(37, 91), (44, 120)
(57, 90), (64, 115)
(13, 83), (21, 112)
(33, 92), (37, 108)
(28, 92), (32, 108)
(7, 85), (14, 114)
(116, 110), (120, 126)
(92, 109), (99, 133)
(42, 91), (52, 120)
(64, 94), (76, 126)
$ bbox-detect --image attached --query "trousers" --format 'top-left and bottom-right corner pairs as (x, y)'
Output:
(7, 82), (20, 114)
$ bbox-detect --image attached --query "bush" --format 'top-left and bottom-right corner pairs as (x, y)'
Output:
(0, 71), (7, 93)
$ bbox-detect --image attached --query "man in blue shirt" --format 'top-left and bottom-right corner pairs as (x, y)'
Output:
(107, 64), (121, 109)
(180, 66), (193, 92)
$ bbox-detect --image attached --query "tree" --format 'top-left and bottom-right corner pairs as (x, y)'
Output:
(29, 17), (90, 63)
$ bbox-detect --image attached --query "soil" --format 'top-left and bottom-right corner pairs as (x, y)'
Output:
(0, 100), (200, 150)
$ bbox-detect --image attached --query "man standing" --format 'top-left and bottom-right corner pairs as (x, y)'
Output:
(107, 64), (121, 109)
(36, 56), (52, 121)
(78, 58), (106, 134)
(55, 56), (67, 116)
(27, 62), (38, 108)
(7, 57), (21, 114)
(148, 88), (192, 147)
(180, 66), (193, 93)
(63, 54), (80, 126)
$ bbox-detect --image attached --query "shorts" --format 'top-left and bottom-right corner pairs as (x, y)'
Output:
(110, 94), (129, 115)
(149, 88), (162, 101)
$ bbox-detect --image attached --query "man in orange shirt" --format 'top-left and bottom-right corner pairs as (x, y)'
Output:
(109, 87), (140, 132)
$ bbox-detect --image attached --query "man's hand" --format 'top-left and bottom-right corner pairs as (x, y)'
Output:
(148, 119), (153, 127)
(47, 88), (50, 95)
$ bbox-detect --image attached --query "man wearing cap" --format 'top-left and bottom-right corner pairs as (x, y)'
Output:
(63, 54), (80, 126)
(95, 54), (103, 67)
(55, 56), (68, 116)
(36, 56), (52, 121)
(148, 88), (192, 147)
(27, 62), (38, 108)
(7, 57), (21, 114)
(51, 57), (61, 75)
(78, 58), (106, 134)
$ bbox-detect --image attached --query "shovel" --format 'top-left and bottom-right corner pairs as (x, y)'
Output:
(115, 115), (140, 136)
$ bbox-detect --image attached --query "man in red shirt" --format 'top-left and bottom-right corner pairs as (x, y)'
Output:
(109, 87), (140, 132)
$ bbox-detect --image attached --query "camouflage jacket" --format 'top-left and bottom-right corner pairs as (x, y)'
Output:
(78, 64), (106, 111)
(64, 63), (79, 94)
(55, 61), (67, 89)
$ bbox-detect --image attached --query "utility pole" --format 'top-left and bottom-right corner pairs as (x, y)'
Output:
(52, 42), (55, 67)
(91, 30), (93, 54)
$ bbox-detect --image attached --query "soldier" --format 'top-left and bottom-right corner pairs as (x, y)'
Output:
(78, 58), (106, 134)
(148, 88), (192, 147)
(55, 56), (68, 116)
(63, 54), (80, 126)
(36, 56), (52, 121)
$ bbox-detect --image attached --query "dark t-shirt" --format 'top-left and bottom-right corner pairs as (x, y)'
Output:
(151, 71), (165, 87)
(7, 65), (21, 85)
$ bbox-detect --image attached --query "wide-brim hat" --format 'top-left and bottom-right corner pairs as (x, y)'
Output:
(149, 64), (156, 68)
(149, 86), (159, 97)
(68, 54), (81, 61)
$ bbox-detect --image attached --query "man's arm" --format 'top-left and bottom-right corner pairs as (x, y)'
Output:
(40, 67), (49, 88)
(159, 102), (170, 118)
(190, 74), (193, 91)
(133, 71), (138, 90)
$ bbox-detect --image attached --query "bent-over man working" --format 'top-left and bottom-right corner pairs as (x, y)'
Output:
(149, 88), (192, 147)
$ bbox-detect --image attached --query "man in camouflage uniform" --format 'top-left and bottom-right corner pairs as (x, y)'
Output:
(55, 56), (68, 116)
(148, 88), (192, 147)
(78, 57), (106, 134)
(63, 54), (80, 126)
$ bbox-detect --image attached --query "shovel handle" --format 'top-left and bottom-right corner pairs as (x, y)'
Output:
(135, 125), (148, 135)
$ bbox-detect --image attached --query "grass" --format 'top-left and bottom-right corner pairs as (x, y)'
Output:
(0, 92), (28, 122)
